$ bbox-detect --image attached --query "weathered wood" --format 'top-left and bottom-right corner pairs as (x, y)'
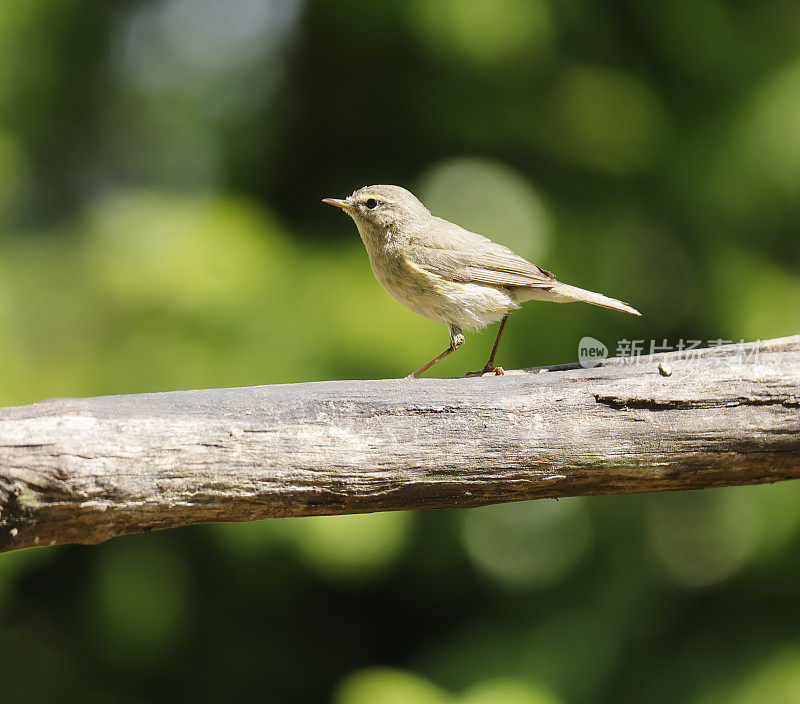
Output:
(1, 336), (798, 553)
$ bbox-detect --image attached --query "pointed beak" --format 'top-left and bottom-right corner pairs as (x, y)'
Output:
(322, 197), (353, 211)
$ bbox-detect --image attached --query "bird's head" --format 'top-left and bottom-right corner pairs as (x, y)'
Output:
(323, 184), (429, 231)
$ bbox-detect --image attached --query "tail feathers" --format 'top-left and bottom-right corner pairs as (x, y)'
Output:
(551, 283), (641, 316)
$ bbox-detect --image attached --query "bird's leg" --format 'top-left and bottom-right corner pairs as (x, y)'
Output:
(485, 314), (509, 371)
(406, 328), (465, 379)
(464, 315), (509, 376)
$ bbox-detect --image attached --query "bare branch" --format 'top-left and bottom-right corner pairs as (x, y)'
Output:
(1, 336), (798, 553)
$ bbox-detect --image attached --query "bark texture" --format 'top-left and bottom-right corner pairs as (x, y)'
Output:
(1, 336), (798, 553)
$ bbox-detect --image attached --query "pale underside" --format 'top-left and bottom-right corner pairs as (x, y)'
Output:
(367, 217), (563, 332)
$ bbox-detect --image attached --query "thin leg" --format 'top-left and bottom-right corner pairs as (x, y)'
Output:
(464, 315), (509, 377)
(407, 328), (465, 379)
(406, 345), (457, 379)
(486, 314), (509, 369)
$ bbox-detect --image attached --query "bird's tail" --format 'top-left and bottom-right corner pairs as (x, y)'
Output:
(549, 283), (641, 316)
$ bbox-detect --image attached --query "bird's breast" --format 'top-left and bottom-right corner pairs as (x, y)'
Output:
(367, 248), (435, 309)
(365, 247), (514, 330)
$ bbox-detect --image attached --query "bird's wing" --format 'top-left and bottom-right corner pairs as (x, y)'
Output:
(407, 217), (556, 289)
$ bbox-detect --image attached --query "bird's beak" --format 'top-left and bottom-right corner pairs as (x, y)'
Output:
(322, 197), (353, 211)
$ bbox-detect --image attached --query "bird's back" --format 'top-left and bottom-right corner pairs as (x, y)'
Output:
(405, 217), (556, 290)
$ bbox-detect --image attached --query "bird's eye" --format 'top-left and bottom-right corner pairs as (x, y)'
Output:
(365, 198), (378, 209)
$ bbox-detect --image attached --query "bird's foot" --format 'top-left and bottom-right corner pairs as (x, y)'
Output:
(463, 365), (505, 377)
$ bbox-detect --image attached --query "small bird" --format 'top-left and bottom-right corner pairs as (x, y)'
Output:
(323, 185), (640, 378)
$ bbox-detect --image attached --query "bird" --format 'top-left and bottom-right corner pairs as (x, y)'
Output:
(323, 184), (640, 378)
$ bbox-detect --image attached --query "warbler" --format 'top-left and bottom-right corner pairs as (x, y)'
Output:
(323, 185), (640, 378)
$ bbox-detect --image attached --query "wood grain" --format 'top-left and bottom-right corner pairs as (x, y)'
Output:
(1, 336), (798, 553)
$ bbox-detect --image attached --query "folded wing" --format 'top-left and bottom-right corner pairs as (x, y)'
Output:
(407, 217), (556, 289)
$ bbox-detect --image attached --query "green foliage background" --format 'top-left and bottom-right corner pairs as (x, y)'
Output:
(1, 1), (799, 702)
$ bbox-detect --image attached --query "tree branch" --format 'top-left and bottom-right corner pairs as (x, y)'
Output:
(1, 336), (799, 553)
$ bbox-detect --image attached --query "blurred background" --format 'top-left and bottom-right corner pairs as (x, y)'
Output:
(1, 0), (799, 701)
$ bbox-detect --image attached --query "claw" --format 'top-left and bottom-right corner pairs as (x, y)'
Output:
(463, 365), (504, 377)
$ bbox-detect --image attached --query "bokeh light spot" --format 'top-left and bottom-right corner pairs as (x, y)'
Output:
(736, 59), (800, 198)
(292, 512), (412, 582)
(409, 0), (553, 67)
(86, 191), (286, 314)
(712, 248), (800, 341)
(462, 678), (563, 704)
(645, 488), (760, 589)
(460, 499), (591, 589)
(547, 66), (666, 173)
(334, 667), (451, 704)
(705, 58), (800, 222)
(697, 647), (800, 704)
(418, 158), (551, 261)
(731, 648), (800, 703)
(119, 0), (299, 103)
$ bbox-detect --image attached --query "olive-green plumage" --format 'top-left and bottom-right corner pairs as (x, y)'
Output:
(324, 184), (640, 378)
